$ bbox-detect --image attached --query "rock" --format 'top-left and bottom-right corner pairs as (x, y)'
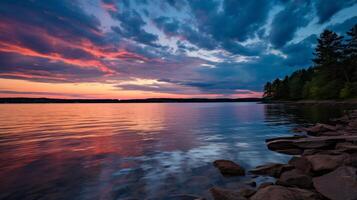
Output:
(288, 157), (312, 174)
(265, 135), (306, 143)
(249, 163), (294, 178)
(239, 188), (256, 198)
(305, 123), (337, 135)
(210, 187), (247, 200)
(257, 182), (273, 190)
(213, 160), (245, 176)
(313, 166), (357, 200)
(336, 142), (357, 153)
(306, 153), (349, 172)
(347, 153), (357, 167)
(245, 180), (256, 187)
(266, 139), (297, 151)
(267, 135), (357, 155)
(317, 131), (343, 136)
(167, 195), (205, 200)
(275, 148), (304, 155)
(250, 185), (321, 200)
(293, 137), (335, 149)
(348, 119), (357, 128)
(276, 169), (313, 189)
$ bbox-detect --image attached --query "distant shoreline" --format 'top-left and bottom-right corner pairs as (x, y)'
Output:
(0, 97), (262, 104)
(262, 99), (357, 105)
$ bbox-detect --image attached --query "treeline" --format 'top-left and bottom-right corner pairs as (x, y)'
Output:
(264, 24), (357, 100)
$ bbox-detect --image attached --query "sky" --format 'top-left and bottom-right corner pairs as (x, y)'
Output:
(0, 0), (357, 99)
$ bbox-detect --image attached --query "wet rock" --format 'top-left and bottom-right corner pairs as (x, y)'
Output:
(249, 163), (294, 178)
(276, 169), (313, 189)
(306, 153), (349, 172)
(213, 160), (245, 176)
(266, 135), (306, 143)
(288, 156), (312, 174)
(239, 188), (256, 198)
(210, 187), (247, 200)
(267, 136), (357, 154)
(266, 139), (296, 151)
(313, 166), (357, 200)
(250, 185), (321, 200)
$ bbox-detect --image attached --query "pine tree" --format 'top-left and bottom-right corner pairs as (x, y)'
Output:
(313, 30), (345, 80)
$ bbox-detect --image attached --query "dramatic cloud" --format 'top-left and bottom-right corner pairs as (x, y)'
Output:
(269, 1), (312, 48)
(0, 0), (356, 98)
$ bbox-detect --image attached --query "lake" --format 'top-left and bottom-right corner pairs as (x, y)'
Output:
(0, 103), (354, 200)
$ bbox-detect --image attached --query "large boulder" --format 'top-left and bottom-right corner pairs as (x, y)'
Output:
(213, 160), (245, 176)
(210, 187), (247, 200)
(250, 185), (321, 200)
(276, 169), (313, 189)
(249, 163), (293, 178)
(313, 166), (357, 200)
(306, 154), (349, 172)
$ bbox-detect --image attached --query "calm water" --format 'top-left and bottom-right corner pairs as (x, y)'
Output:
(0, 103), (353, 200)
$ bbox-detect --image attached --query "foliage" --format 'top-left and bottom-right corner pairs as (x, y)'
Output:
(263, 24), (357, 100)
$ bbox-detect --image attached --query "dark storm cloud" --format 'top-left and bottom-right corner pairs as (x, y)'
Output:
(314, 0), (357, 24)
(111, 10), (159, 47)
(269, 1), (313, 48)
(0, 0), (104, 45)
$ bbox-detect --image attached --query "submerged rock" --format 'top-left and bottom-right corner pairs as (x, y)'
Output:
(249, 163), (293, 178)
(250, 185), (321, 200)
(313, 166), (357, 200)
(213, 160), (245, 176)
(210, 187), (247, 200)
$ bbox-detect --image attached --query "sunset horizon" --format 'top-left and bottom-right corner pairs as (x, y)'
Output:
(1, 1), (356, 99)
(1, 1), (357, 199)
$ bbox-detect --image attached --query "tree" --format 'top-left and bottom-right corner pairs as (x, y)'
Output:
(263, 24), (357, 100)
(313, 30), (345, 81)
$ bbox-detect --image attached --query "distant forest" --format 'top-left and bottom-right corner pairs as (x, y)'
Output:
(263, 24), (357, 100)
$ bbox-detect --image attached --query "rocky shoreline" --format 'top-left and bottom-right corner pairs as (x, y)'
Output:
(207, 109), (357, 200)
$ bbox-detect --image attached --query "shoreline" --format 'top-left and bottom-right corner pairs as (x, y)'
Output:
(261, 99), (357, 105)
(208, 109), (357, 200)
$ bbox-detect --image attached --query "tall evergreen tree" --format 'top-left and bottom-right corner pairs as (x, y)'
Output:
(313, 30), (345, 81)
